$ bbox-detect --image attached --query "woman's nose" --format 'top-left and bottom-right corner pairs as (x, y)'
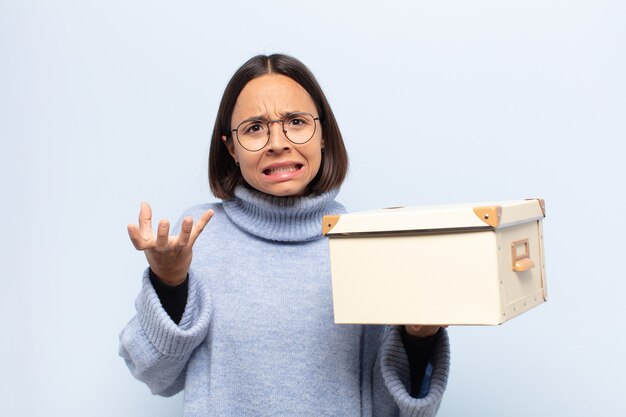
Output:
(266, 120), (290, 151)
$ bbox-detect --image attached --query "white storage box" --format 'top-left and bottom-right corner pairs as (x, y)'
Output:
(323, 199), (547, 325)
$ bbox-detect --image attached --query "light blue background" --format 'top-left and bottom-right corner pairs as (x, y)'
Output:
(2, 1), (625, 416)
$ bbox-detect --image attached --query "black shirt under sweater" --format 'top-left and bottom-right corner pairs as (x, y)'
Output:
(149, 270), (438, 398)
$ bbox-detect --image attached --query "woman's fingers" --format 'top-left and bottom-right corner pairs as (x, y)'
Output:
(176, 209), (213, 249)
(127, 224), (144, 250)
(155, 219), (170, 251)
(189, 209), (214, 246)
(405, 324), (447, 338)
(176, 217), (194, 248)
(128, 223), (157, 250)
(138, 202), (153, 238)
(128, 204), (213, 253)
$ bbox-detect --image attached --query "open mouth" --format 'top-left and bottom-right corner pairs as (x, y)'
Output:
(263, 163), (303, 176)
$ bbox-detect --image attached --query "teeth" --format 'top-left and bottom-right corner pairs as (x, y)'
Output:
(265, 164), (300, 175)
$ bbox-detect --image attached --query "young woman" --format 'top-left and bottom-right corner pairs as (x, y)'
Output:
(120, 54), (450, 416)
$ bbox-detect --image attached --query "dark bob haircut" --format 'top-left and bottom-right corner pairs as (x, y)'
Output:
(208, 54), (349, 200)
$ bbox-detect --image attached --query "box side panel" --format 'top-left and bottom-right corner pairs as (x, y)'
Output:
(496, 221), (546, 322)
(329, 231), (502, 325)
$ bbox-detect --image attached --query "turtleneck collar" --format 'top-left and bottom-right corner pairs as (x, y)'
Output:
(222, 186), (345, 242)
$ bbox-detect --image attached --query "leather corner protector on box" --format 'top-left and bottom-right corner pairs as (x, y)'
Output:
(325, 199), (547, 325)
(322, 215), (341, 236)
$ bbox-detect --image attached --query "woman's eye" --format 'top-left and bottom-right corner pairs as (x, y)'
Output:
(245, 123), (264, 134)
(289, 118), (306, 127)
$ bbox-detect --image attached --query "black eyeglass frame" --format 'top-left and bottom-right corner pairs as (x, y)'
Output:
(230, 112), (320, 152)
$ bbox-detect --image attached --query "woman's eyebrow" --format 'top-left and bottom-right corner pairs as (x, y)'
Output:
(239, 114), (267, 124)
(234, 115), (267, 127)
(277, 110), (303, 118)
(238, 111), (304, 123)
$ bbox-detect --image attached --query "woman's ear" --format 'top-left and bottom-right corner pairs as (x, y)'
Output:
(222, 135), (237, 161)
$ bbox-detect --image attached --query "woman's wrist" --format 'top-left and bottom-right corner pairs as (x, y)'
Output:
(149, 267), (188, 287)
(148, 269), (189, 324)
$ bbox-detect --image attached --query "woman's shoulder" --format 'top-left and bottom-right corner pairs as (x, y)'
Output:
(180, 201), (225, 220)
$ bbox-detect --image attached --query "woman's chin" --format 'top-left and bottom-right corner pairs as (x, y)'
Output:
(252, 181), (310, 197)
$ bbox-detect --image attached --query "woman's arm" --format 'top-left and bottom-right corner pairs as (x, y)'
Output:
(119, 204), (214, 396)
(401, 327), (442, 398)
(371, 326), (451, 417)
(118, 268), (212, 396)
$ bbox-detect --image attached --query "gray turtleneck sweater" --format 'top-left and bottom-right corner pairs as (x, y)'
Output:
(119, 186), (450, 416)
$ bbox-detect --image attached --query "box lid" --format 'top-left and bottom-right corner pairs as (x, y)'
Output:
(323, 198), (545, 236)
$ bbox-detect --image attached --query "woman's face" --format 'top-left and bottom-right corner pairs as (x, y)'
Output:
(223, 74), (324, 197)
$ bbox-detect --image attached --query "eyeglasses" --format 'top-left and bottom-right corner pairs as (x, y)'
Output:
(231, 112), (320, 152)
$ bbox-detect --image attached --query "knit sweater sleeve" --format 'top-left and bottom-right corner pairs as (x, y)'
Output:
(118, 268), (212, 396)
(372, 326), (450, 417)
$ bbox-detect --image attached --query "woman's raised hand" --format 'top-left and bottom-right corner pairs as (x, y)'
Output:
(127, 202), (214, 286)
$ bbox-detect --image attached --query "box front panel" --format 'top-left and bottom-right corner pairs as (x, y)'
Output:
(329, 231), (502, 325)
